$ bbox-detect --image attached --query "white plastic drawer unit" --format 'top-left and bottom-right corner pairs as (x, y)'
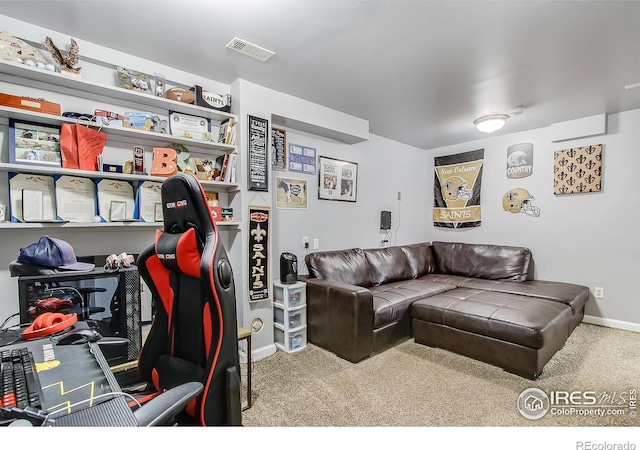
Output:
(273, 281), (306, 309)
(273, 304), (307, 330)
(274, 325), (307, 353)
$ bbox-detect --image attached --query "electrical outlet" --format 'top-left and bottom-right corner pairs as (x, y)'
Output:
(302, 236), (309, 249)
(313, 238), (319, 250)
(594, 287), (604, 299)
(397, 191), (401, 200)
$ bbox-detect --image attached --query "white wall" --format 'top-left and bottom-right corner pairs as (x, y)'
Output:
(271, 130), (429, 272)
(425, 110), (640, 330)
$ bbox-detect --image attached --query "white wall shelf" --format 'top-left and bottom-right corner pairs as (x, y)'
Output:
(0, 105), (236, 154)
(0, 59), (235, 124)
(0, 162), (239, 192)
(0, 220), (241, 230)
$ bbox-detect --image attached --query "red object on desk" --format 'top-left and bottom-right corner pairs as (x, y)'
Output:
(20, 312), (77, 340)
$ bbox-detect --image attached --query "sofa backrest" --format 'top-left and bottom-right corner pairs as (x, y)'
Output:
(305, 248), (373, 287)
(363, 247), (412, 285)
(431, 241), (531, 282)
(399, 242), (435, 279)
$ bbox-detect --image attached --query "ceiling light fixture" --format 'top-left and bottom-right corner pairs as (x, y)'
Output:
(474, 114), (510, 133)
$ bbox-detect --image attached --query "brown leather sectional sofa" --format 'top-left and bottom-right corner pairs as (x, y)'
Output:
(304, 241), (591, 379)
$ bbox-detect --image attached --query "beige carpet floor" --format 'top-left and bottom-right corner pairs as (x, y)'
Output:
(240, 323), (639, 427)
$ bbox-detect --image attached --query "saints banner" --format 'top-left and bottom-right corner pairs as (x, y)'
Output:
(434, 149), (484, 228)
(248, 206), (270, 302)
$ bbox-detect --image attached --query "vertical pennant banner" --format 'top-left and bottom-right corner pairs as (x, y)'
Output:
(248, 205), (270, 303)
(433, 149), (484, 228)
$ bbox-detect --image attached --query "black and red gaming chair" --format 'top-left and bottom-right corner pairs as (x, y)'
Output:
(136, 173), (242, 426)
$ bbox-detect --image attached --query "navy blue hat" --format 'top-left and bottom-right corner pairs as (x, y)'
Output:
(18, 236), (94, 271)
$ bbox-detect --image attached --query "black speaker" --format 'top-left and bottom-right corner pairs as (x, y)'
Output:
(280, 252), (298, 284)
(380, 211), (391, 230)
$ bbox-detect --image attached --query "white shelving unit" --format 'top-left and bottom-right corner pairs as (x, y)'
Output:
(273, 280), (307, 353)
(0, 58), (240, 228)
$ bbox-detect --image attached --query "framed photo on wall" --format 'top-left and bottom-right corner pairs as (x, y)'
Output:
(318, 156), (358, 202)
(9, 119), (62, 167)
(247, 115), (269, 191)
(271, 127), (286, 171)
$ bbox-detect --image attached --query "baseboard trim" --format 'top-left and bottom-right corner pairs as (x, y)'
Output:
(582, 315), (640, 333)
(251, 343), (277, 362)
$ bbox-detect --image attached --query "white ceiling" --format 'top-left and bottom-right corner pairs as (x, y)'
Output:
(2, 0), (640, 150)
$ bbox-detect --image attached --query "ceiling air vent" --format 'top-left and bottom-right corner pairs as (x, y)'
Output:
(226, 37), (275, 62)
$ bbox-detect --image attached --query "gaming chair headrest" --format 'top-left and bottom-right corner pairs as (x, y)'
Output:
(155, 228), (202, 278)
(160, 173), (215, 244)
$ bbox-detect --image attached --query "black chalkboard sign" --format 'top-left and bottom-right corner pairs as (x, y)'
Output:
(271, 127), (286, 171)
(248, 115), (269, 191)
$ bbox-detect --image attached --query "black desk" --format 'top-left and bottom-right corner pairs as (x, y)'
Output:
(3, 338), (137, 426)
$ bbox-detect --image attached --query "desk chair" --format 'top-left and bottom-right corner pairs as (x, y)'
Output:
(136, 173), (242, 426)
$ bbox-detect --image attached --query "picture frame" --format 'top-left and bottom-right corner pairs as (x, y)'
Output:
(116, 66), (152, 93)
(247, 115), (269, 191)
(276, 177), (307, 209)
(271, 127), (287, 171)
(9, 119), (62, 167)
(289, 143), (316, 175)
(318, 156), (358, 202)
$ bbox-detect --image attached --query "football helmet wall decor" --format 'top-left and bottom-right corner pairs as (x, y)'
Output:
(441, 176), (473, 201)
(502, 188), (540, 216)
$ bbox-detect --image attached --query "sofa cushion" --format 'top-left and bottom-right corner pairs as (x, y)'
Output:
(364, 247), (412, 285)
(432, 241), (531, 281)
(400, 242), (435, 278)
(370, 279), (457, 328)
(482, 280), (590, 314)
(411, 288), (571, 349)
(305, 248), (373, 288)
(421, 274), (589, 315)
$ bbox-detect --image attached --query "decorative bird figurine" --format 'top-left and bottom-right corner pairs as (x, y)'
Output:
(43, 36), (81, 76)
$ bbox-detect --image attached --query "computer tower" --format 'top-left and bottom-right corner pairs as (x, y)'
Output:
(17, 266), (142, 366)
(279, 253), (298, 284)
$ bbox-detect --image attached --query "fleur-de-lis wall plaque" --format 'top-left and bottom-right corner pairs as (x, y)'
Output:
(553, 145), (602, 195)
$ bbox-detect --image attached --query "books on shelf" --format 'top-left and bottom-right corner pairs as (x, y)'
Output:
(217, 118), (236, 145)
(219, 154), (230, 182)
(212, 152), (237, 183)
(227, 153), (237, 183)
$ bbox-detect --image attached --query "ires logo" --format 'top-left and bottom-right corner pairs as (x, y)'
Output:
(550, 391), (598, 405)
(165, 200), (188, 209)
(518, 388), (638, 420)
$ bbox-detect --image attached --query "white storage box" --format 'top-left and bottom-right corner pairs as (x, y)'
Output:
(273, 281), (306, 309)
(274, 324), (307, 353)
(273, 305), (306, 330)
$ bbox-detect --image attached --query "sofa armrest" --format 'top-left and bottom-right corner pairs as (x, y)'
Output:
(306, 278), (374, 363)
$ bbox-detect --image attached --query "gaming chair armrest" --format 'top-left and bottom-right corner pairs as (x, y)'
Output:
(133, 381), (204, 427)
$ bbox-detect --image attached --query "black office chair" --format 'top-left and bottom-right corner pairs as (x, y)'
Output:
(135, 173), (242, 426)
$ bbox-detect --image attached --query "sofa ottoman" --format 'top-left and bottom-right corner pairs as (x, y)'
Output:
(411, 287), (573, 379)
